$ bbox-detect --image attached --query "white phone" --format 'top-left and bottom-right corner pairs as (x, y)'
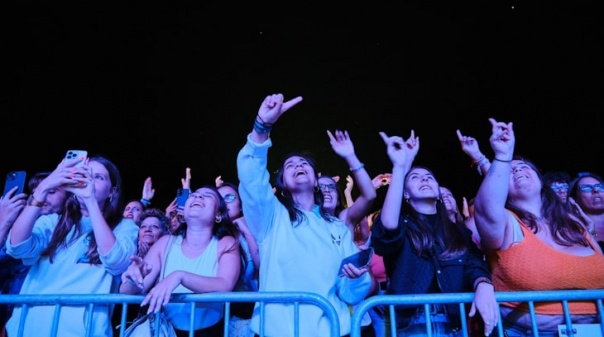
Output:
(65, 150), (88, 167)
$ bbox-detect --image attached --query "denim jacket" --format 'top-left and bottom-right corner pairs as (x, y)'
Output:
(371, 213), (490, 320)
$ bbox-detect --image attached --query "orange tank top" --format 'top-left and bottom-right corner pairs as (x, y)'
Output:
(486, 213), (604, 314)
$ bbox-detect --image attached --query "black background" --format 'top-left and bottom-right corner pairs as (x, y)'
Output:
(2, 3), (603, 210)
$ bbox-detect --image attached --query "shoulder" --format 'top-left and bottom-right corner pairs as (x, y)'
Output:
(217, 235), (239, 253)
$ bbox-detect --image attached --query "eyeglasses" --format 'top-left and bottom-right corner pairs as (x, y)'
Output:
(223, 193), (236, 203)
(579, 184), (604, 193)
(550, 184), (568, 193)
(319, 184), (337, 192)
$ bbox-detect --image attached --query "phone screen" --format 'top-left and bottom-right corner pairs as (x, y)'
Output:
(3, 171), (27, 196)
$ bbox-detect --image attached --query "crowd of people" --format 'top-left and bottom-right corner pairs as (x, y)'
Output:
(1, 93), (604, 337)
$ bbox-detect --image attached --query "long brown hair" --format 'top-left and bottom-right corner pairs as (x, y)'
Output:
(402, 166), (469, 260)
(42, 156), (123, 264)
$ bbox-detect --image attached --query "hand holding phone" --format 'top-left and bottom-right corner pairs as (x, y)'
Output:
(65, 150), (88, 167)
(338, 247), (374, 277)
(3, 171), (27, 197)
(176, 188), (190, 210)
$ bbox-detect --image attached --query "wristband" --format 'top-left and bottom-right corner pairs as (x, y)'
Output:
(493, 158), (512, 163)
(140, 198), (151, 207)
(350, 163), (365, 172)
(253, 115), (273, 134)
(474, 277), (493, 291)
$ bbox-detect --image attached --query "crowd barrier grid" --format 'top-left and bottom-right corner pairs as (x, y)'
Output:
(0, 291), (339, 337)
(3, 289), (604, 337)
(350, 289), (604, 337)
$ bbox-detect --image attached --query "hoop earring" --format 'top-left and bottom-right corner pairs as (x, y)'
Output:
(281, 191), (286, 198)
(314, 185), (320, 193)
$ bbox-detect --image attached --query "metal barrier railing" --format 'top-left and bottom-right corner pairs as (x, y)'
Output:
(350, 289), (604, 337)
(0, 291), (340, 337)
(3, 289), (604, 337)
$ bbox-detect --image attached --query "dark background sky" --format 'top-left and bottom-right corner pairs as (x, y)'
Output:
(2, 3), (603, 210)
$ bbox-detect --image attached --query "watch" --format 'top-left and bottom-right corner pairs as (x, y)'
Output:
(27, 195), (45, 207)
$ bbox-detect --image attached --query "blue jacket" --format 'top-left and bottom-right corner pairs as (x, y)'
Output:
(371, 212), (490, 320)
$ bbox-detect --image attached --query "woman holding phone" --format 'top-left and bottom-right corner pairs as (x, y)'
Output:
(5, 154), (139, 337)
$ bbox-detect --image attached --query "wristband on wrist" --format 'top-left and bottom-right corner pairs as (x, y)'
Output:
(253, 115), (273, 134)
(474, 277), (494, 291)
(140, 198), (151, 207)
(493, 158), (513, 163)
(471, 155), (486, 168)
(27, 195), (45, 207)
(350, 163), (365, 172)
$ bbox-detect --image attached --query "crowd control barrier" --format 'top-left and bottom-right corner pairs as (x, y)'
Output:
(350, 289), (604, 337)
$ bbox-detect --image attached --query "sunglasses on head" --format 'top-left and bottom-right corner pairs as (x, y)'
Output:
(223, 193), (236, 203)
(578, 183), (604, 193)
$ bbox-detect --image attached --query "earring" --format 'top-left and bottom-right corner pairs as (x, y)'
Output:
(314, 185), (320, 193)
(280, 191), (286, 198)
(404, 198), (410, 203)
(215, 215), (222, 223)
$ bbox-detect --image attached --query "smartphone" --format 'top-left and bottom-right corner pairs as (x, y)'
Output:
(3, 171), (27, 197)
(338, 247), (374, 277)
(176, 188), (190, 209)
(65, 150), (88, 167)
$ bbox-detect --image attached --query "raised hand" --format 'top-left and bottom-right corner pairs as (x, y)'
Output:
(327, 130), (355, 159)
(488, 118), (515, 160)
(379, 130), (419, 168)
(372, 173), (392, 189)
(456, 129), (484, 159)
(256, 93), (303, 125)
(215, 175), (224, 188)
(180, 167), (191, 189)
(142, 177), (155, 201)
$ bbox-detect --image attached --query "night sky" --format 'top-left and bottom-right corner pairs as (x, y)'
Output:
(2, 4), (603, 210)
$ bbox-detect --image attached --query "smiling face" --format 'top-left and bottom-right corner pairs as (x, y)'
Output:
(280, 155), (317, 193)
(318, 176), (338, 214)
(184, 187), (223, 225)
(217, 184), (242, 220)
(404, 167), (440, 202)
(508, 160), (542, 198)
(439, 186), (458, 213)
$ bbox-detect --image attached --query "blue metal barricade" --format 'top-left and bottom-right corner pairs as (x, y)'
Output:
(350, 289), (604, 337)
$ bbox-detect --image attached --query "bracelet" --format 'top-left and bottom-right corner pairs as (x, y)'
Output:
(471, 156), (486, 168)
(350, 163), (365, 172)
(140, 198), (151, 207)
(474, 277), (494, 292)
(493, 158), (513, 163)
(256, 114), (273, 127)
(253, 115), (273, 134)
(27, 195), (44, 207)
